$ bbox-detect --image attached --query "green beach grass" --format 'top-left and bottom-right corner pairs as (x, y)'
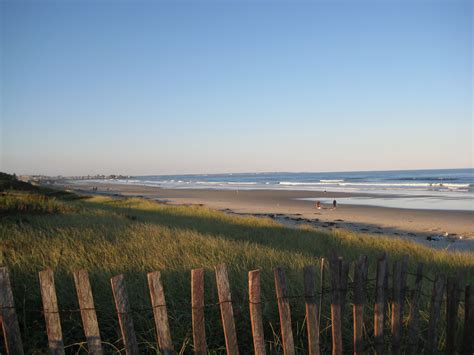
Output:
(1, 173), (473, 353)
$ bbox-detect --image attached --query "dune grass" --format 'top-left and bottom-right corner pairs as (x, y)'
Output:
(1, 176), (473, 353)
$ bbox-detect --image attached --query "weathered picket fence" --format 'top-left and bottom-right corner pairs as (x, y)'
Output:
(1, 253), (473, 354)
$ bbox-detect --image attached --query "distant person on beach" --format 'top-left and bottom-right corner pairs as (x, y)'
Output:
(333, 200), (337, 209)
(315, 201), (321, 209)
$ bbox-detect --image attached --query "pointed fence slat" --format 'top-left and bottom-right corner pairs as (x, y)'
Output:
(405, 263), (423, 354)
(304, 265), (320, 355)
(0, 267), (24, 355)
(73, 270), (103, 355)
(191, 268), (207, 355)
(329, 254), (343, 355)
(274, 267), (295, 355)
(445, 277), (460, 355)
(353, 256), (368, 355)
(110, 274), (139, 355)
(147, 271), (175, 355)
(39, 269), (64, 355)
(426, 275), (446, 355)
(374, 255), (387, 355)
(249, 270), (265, 355)
(215, 264), (239, 355)
(462, 284), (473, 354)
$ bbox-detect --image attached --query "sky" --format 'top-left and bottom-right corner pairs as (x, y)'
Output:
(1, 0), (472, 176)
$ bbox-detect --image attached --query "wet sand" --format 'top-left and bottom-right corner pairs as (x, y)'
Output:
(65, 182), (474, 252)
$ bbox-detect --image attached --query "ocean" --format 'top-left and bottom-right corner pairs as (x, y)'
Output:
(86, 169), (474, 211)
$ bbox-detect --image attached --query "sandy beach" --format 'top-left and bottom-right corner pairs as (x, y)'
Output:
(63, 182), (474, 252)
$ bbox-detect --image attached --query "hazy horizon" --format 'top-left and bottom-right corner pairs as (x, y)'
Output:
(7, 167), (473, 178)
(1, 0), (473, 176)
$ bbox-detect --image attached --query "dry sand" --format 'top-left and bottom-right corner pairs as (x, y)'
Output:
(65, 182), (474, 252)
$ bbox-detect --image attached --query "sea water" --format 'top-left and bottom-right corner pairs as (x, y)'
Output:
(87, 169), (474, 211)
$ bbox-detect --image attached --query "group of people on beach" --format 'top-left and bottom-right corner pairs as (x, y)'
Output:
(315, 200), (337, 210)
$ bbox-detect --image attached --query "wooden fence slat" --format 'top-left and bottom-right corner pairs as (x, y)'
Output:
(249, 270), (265, 355)
(383, 257), (390, 330)
(339, 259), (349, 314)
(374, 255), (387, 355)
(319, 258), (325, 332)
(400, 255), (409, 311)
(405, 263), (423, 354)
(445, 277), (460, 355)
(329, 254), (343, 355)
(390, 255), (409, 355)
(0, 267), (24, 355)
(73, 270), (103, 355)
(215, 264), (239, 355)
(462, 284), (473, 354)
(353, 256), (368, 355)
(147, 271), (175, 355)
(110, 274), (139, 355)
(391, 259), (403, 355)
(38, 269), (65, 355)
(191, 268), (207, 355)
(304, 265), (320, 355)
(37, 270), (62, 354)
(274, 267), (295, 355)
(426, 275), (446, 355)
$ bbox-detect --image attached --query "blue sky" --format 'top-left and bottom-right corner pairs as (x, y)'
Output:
(1, 0), (472, 176)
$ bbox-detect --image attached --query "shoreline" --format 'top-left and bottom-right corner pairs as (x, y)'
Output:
(62, 182), (474, 252)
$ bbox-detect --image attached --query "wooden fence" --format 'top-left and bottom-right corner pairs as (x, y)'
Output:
(0, 253), (473, 354)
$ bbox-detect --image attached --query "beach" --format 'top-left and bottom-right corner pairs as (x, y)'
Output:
(65, 182), (474, 252)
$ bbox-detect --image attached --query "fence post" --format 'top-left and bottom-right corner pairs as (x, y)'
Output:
(462, 284), (473, 354)
(426, 275), (446, 355)
(329, 254), (342, 355)
(353, 256), (368, 355)
(147, 271), (175, 355)
(191, 268), (207, 355)
(445, 276), (460, 355)
(304, 265), (320, 355)
(110, 274), (139, 355)
(38, 269), (65, 355)
(0, 267), (24, 355)
(215, 264), (239, 355)
(73, 270), (103, 355)
(405, 263), (423, 354)
(274, 267), (295, 355)
(374, 254), (387, 355)
(249, 270), (265, 355)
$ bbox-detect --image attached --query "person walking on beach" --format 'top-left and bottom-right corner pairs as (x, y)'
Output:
(333, 200), (337, 209)
(315, 201), (321, 209)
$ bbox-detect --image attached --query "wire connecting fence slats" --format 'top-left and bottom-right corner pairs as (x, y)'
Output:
(1, 253), (473, 354)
